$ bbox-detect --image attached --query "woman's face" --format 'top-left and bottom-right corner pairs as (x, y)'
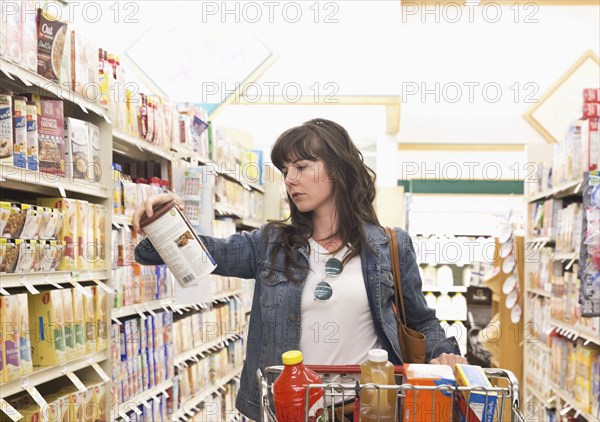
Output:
(282, 159), (335, 215)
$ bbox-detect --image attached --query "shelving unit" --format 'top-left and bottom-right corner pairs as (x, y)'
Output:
(116, 379), (173, 421)
(0, 270), (109, 289)
(111, 298), (176, 319)
(174, 331), (244, 366)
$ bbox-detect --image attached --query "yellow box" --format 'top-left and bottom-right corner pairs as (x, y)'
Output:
(83, 286), (97, 353)
(77, 200), (90, 270)
(65, 389), (84, 422)
(95, 286), (107, 351)
(16, 293), (32, 375)
(82, 387), (96, 422)
(72, 287), (86, 358)
(37, 198), (78, 270)
(92, 383), (107, 421)
(1, 295), (21, 380)
(62, 288), (76, 361)
(28, 290), (66, 365)
(93, 204), (106, 270)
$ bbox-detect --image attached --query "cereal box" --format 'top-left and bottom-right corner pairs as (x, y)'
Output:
(66, 389), (83, 422)
(37, 98), (65, 177)
(64, 118), (91, 181)
(95, 285), (108, 351)
(71, 31), (99, 99)
(93, 204), (106, 270)
(36, 8), (68, 82)
(38, 198), (78, 270)
(25, 101), (39, 171)
(89, 122), (101, 183)
(28, 290), (66, 365)
(93, 383), (107, 421)
(0, 295), (20, 381)
(83, 286), (97, 353)
(62, 288), (76, 361)
(16, 294), (33, 376)
(77, 200), (90, 270)
(455, 364), (497, 422)
(82, 387), (95, 422)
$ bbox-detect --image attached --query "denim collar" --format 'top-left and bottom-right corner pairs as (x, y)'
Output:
(296, 223), (388, 259)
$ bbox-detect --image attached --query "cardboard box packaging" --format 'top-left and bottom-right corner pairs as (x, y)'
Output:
(83, 286), (97, 353)
(36, 8), (68, 82)
(82, 387), (95, 422)
(95, 285), (108, 351)
(28, 290), (66, 365)
(62, 289), (76, 361)
(38, 97), (66, 176)
(0, 295), (21, 381)
(16, 294), (33, 376)
(71, 31), (99, 100)
(64, 118), (92, 181)
(72, 287), (86, 357)
(67, 390), (84, 422)
(88, 121), (101, 184)
(38, 198), (78, 270)
(455, 364), (497, 422)
(93, 204), (106, 270)
(77, 200), (90, 270)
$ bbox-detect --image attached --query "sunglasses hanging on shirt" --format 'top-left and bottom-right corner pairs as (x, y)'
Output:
(314, 257), (343, 301)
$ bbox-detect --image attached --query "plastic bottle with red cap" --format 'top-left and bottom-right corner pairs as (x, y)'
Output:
(273, 350), (326, 422)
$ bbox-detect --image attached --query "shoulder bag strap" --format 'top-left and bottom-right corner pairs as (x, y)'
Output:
(385, 227), (408, 324)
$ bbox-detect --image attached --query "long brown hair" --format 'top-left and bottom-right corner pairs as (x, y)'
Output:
(266, 118), (380, 281)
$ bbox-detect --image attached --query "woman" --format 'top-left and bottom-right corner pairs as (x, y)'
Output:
(133, 118), (466, 420)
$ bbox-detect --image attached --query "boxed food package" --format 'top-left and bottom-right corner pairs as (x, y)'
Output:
(28, 289), (66, 365)
(92, 383), (107, 421)
(2, 202), (26, 239)
(93, 204), (106, 271)
(0, 90), (13, 165)
(38, 98), (66, 176)
(71, 31), (98, 98)
(455, 364), (497, 422)
(15, 239), (37, 273)
(88, 123), (101, 183)
(13, 95), (28, 169)
(72, 287), (86, 357)
(64, 117), (91, 181)
(38, 198), (78, 270)
(82, 387), (95, 422)
(61, 288), (76, 361)
(20, 205), (41, 240)
(21, 1), (38, 72)
(0, 1), (20, 64)
(76, 200), (90, 270)
(581, 117), (599, 172)
(95, 285), (108, 351)
(0, 202), (11, 235)
(0, 295), (21, 381)
(66, 390), (83, 422)
(27, 101), (40, 171)
(83, 286), (97, 353)
(584, 88), (600, 103)
(59, 20), (72, 92)
(36, 8), (68, 82)
(0, 239), (19, 273)
(403, 364), (456, 422)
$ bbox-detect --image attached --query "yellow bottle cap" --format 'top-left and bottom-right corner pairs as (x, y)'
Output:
(282, 350), (303, 365)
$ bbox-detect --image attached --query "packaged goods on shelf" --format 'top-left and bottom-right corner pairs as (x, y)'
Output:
(36, 8), (68, 82)
(28, 289), (66, 365)
(72, 287), (86, 357)
(59, 22), (72, 92)
(0, 1), (37, 72)
(37, 198), (78, 270)
(12, 95), (27, 169)
(1, 295), (21, 381)
(61, 288), (76, 361)
(25, 101), (38, 171)
(83, 286), (97, 353)
(212, 276), (242, 298)
(37, 97), (66, 177)
(71, 31), (99, 99)
(580, 171), (600, 316)
(0, 89), (13, 164)
(524, 341), (551, 395)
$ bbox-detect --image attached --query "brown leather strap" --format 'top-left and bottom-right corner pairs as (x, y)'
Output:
(385, 227), (407, 324)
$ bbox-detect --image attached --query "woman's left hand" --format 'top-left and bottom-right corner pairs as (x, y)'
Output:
(429, 353), (468, 366)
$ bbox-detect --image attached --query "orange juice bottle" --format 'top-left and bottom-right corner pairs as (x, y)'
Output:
(360, 349), (397, 421)
(273, 350), (326, 422)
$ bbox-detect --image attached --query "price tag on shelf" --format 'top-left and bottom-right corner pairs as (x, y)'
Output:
(112, 317), (123, 325)
(45, 275), (63, 289)
(69, 280), (91, 297)
(160, 389), (169, 398)
(136, 143), (144, 152)
(132, 407), (142, 416)
(93, 279), (113, 294)
(79, 103), (89, 114)
(145, 305), (157, 318)
(0, 175), (5, 183)
(118, 410), (131, 421)
(141, 399), (151, 409)
(0, 398), (23, 421)
(89, 360), (111, 383)
(17, 75), (32, 87)
(0, 288), (10, 296)
(122, 224), (131, 233)
(57, 184), (66, 198)
(151, 395), (160, 403)
(185, 411), (195, 418)
(103, 114), (112, 124)
(22, 381), (48, 409)
(136, 307), (147, 320)
(1, 69), (15, 80)
(20, 278), (40, 295)
(112, 222), (123, 230)
(62, 366), (87, 392)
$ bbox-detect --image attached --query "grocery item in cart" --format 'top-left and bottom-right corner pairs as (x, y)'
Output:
(403, 363), (456, 422)
(360, 349), (396, 421)
(273, 350), (326, 422)
(454, 364), (497, 422)
(139, 200), (216, 288)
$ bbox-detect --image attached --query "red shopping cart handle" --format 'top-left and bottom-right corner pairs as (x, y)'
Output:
(306, 365), (405, 375)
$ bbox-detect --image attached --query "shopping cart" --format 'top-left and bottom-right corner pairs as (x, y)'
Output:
(258, 365), (526, 422)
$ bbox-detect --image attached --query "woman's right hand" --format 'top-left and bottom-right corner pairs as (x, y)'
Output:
(132, 193), (185, 235)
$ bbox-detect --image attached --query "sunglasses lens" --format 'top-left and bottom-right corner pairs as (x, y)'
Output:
(314, 281), (333, 301)
(325, 257), (343, 276)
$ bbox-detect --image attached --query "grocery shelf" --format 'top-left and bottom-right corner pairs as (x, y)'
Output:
(422, 286), (467, 293)
(112, 298), (176, 319)
(113, 129), (175, 161)
(117, 379), (173, 420)
(0, 350), (108, 399)
(212, 289), (244, 303)
(1, 164), (109, 199)
(0, 58), (109, 118)
(174, 331), (243, 366)
(171, 366), (243, 421)
(552, 252), (579, 261)
(551, 319), (600, 346)
(527, 288), (551, 298)
(525, 236), (554, 245)
(550, 382), (596, 422)
(526, 383), (551, 405)
(112, 214), (133, 227)
(214, 204), (244, 218)
(528, 178), (584, 203)
(0, 270), (109, 289)
(235, 218), (263, 230)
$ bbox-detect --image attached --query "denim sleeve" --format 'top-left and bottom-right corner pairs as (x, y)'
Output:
(395, 228), (462, 361)
(134, 227), (265, 280)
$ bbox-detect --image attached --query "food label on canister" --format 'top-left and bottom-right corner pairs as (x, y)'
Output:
(12, 97), (27, 169)
(141, 203), (216, 287)
(0, 93), (13, 161)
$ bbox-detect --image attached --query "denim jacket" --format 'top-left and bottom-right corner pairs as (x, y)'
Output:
(135, 223), (460, 420)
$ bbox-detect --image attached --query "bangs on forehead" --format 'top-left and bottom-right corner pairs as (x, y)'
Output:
(271, 130), (323, 170)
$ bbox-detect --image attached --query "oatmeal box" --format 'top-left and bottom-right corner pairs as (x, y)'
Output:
(38, 98), (65, 177)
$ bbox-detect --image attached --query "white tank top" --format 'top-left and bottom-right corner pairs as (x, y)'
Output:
(300, 238), (380, 365)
